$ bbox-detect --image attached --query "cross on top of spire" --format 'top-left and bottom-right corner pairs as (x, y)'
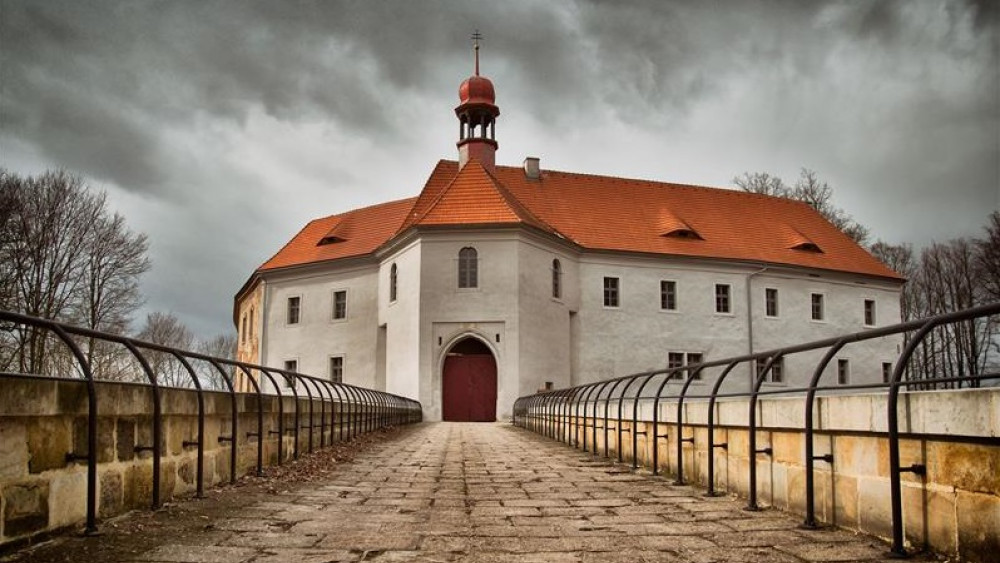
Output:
(471, 29), (483, 76)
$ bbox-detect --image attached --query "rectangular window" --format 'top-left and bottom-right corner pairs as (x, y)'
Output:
(837, 359), (850, 385)
(757, 357), (784, 383)
(882, 362), (893, 384)
(864, 299), (876, 326)
(667, 352), (684, 372)
(715, 284), (731, 314)
(283, 360), (298, 389)
(287, 296), (300, 325)
(603, 277), (620, 308)
(686, 352), (703, 380)
(811, 293), (824, 321)
(333, 290), (347, 320)
(389, 264), (398, 302)
(552, 260), (562, 299)
(241, 314), (247, 344)
(330, 356), (344, 383)
(765, 288), (778, 317)
(660, 280), (677, 311)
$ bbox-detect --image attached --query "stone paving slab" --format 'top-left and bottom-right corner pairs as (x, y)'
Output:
(102, 422), (936, 562)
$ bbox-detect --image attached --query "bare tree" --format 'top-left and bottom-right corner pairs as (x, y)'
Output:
(732, 168), (870, 245)
(1, 171), (104, 374)
(197, 333), (237, 390)
(78, 211), (150, 379)
(870, 241), (917, 320)
(907, 239), (996, 387)
(135, 311), (195, 387)
(732, 172), (789, 197)
(976, 211), (1000, 303)
(790, 169), (870, 246)
(0, 169), (150, 377)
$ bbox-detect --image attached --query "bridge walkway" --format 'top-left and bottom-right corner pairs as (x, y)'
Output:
(15, 422), (929, 562)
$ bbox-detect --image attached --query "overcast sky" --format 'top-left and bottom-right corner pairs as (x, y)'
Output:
(2, 0), (997, 339)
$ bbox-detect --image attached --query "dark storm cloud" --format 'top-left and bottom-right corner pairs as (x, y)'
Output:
(1, 0), (996, 338)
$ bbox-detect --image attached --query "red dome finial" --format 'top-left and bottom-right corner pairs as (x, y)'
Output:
(459, 30), (496, 105)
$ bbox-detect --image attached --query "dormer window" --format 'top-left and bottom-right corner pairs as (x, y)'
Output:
(784, 225), (823, 253)
(791, 241), (823, 253)
(658, 208), (701, 240)
(661, 227), (703, 240)
(318, 218), (352, 246)
(318, 235), (347, 246)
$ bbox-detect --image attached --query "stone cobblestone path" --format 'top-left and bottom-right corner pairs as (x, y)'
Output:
(125, 423), (921, 562)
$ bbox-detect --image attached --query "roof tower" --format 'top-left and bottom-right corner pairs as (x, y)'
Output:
(456, 30), (500, 171)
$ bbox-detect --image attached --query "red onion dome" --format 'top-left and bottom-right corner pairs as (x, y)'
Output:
(459, 75), (496, 105)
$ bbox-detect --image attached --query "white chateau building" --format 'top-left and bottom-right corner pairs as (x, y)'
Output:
(234, 47), (903, 421)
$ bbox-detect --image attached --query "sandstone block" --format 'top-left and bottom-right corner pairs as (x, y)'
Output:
(0, 420), (28, 479)
(2, 480), (49, 537)
(72, 416), (115, 464)
(48, 468), (86, 527)
(957, 489), (1000, 561)
(116, 418), (136, 461)
(99, 470), (123, 517)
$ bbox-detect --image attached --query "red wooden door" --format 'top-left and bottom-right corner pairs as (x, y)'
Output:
(442, 354), (497, 421)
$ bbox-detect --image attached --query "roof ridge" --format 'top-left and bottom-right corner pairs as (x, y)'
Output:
(407, 157), (553, 231)
(257, 218), (321, 271)
(312, 195), (420, 224)
(258, 196), (418, 271)
(478, 163), (557, 233)
(397, 159), (458, 233)
(406, 161), (473, 226)
(491, 162), (815, 204)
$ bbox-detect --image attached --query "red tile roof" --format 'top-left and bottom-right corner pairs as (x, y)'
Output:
(258, 197), (416, 271)
(405, 159), (553, 233)
(257, 159), (901, 281)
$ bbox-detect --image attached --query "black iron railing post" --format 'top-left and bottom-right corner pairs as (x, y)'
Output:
(171, 352), (206, 498)
(673, 368), (699, 485)
(47, 323), (100, 536)
(802, 341), (846, 527)
(746, 353), (780, 511)
(705, 361), (739, 496)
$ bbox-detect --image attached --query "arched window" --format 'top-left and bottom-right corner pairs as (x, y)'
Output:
(458, 247), (478, 288)
(552, 259), (562, 299)
(389, 263), (398, 302)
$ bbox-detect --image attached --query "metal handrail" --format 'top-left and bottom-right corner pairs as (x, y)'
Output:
(513, 302), (1000, 558)
(0, 310), (422, 537)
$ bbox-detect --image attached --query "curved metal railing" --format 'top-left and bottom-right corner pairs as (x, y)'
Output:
(0, 310), (422, 536)
(513, 302), (1000, 558)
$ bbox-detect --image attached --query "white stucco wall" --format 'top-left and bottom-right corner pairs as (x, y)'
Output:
(571, 255), (902, 396)
(248, 226), (902, 421)
(415, 231), (521, 420)
(379, 239), (422, 400)
(514, 237), (577, 399)
(262, 261), (379, 391)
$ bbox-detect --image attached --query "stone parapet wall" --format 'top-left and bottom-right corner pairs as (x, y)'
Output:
(0, 375), (366, 547)
(524, 387), (999, 562)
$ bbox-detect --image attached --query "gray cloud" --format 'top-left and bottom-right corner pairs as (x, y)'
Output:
(1, 0), (996, 338)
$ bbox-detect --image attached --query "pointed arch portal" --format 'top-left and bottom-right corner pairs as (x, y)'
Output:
(442, 336), (497, 422)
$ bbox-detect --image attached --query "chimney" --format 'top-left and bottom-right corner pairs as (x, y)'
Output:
(523, 157), (540, 180)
